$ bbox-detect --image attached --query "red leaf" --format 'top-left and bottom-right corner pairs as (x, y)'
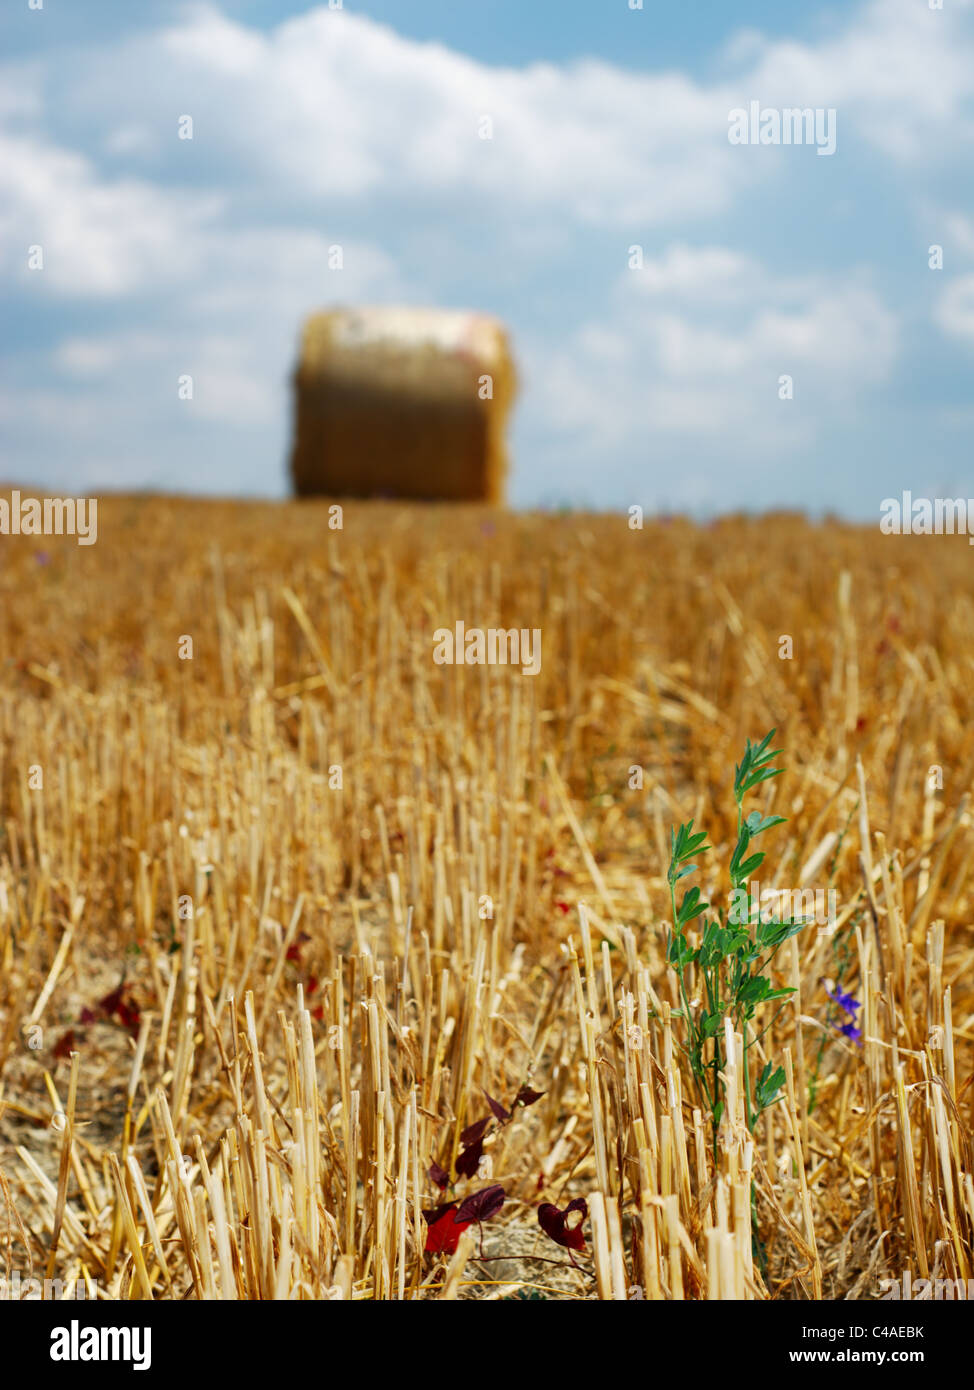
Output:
(98, 982), (127, 1016)
(285, 933), (310, 963)
(460, 1116), (490, 1147)
(538, 1198), (587, 1252)
(53, 1030), (76, 1059)
(481, 1088), (510, 1123)
(514, 1085), (544, 1109)
(428, 1160), (450, 1190)
(423, 1202), (455, 1225)
(116, 997), (141, 1037)
(96, 981), (141, 1038)
(455, 1137), (484, 1180)
(423, 1203), (474, 1254)
(455, 1184), (505, 1225)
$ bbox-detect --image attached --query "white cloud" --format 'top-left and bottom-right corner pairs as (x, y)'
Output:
(732, 0), (974, 162)
(946, 214), (974, 259)
(0, 7), (782, 231)
(51, 330), (276, 426)
(54, 332), (167, 376)
(42, 227), (404, 437)
(936, 273), (974, 342)
(4, 0), (973, 297)
(103, 126), (157, 158)
(627, 244), (762, 304)
(53, 0), (969, 218)
(530, 251), (898, 467)
(621, 249), (897, 384)
(0, 132), (220, 295)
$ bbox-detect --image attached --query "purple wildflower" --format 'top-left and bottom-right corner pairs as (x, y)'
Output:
(838, 1019), (863, 1046)
(826, 984), (860, 1018)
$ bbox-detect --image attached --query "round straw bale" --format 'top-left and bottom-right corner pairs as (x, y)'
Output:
(290, 307), (517, 502)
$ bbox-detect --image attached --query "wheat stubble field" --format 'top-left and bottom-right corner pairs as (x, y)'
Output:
(0, 495), (972, 1301)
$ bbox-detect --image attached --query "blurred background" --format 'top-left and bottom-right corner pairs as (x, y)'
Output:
(1, 0), (973, 515)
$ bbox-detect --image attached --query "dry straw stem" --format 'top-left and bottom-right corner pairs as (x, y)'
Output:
(0, 501), (972, 1298)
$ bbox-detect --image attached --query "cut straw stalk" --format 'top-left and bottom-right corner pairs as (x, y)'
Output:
(2, 500), (972, 1301)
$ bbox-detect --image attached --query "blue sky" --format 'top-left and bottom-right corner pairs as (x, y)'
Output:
(2, 0), (974, 514)
(0, 1), (844, 71)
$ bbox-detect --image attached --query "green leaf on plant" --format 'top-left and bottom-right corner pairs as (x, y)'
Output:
(755, 1061), (786, 1111)
(677, 885), (709, 928)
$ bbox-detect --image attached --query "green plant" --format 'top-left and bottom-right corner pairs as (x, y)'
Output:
(666, 730), (808, 1150)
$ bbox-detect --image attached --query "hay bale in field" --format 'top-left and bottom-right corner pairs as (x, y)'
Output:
(290, 307), (516, 503)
